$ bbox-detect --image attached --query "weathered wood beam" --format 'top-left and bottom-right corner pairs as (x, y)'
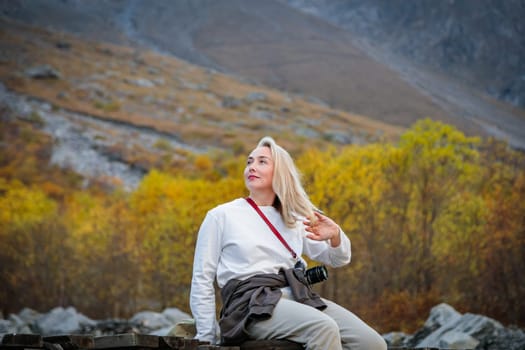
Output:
(0, 334), (465, 350)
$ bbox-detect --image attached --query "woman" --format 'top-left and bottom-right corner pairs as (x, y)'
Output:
(190, 136), (386, 350)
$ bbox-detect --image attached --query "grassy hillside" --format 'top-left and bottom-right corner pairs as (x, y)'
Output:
(3, 1), (525, 151)
(0, 17), (402, 163)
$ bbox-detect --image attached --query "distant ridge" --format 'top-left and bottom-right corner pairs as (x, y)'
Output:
(286, 0), (525, 110)
(1, 0), (525, 148)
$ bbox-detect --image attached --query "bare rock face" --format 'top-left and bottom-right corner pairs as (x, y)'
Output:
(286, 0), (525, 110)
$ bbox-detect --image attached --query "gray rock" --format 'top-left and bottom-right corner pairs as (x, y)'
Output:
(148, 325), (174, 336)
(417, 311), (503, 349)
(8, 314), (26, 328)
(245, 92), (267, 102)
(382, 332), (408, 347)
(396, 303), (525, 350)
(124, 77), (155, 88)
(129, 311), (172, 331)
(34, 306), (95, 336)
(439, 330), (479, 349)
(295, 126), (319, 138)
(161, 308), (192, 325)
(424, 303), (462, 329)
(250, 109), (275, 120)
(25, 65), (61, 79)
(222, 96), (243, 108)
(324, 130), (362, 145)
(478, 326), (525, 350)
(0, 319), (16, 335)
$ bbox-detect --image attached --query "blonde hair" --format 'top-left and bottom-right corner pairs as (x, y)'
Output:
(257, 136), (316, 227)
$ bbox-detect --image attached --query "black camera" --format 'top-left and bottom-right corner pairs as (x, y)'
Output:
(304, 265), (328, 285)
(294, 261), (328, 285)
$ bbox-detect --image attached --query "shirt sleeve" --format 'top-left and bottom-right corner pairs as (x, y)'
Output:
(302, 227), (351, 267)
(190, 211), (221, 344)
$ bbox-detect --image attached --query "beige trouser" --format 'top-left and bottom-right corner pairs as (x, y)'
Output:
(246, 288), (387, 350)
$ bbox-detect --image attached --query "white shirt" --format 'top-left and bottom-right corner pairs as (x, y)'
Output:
(189, 198), (351, 343)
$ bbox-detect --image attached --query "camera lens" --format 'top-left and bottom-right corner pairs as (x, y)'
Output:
(304, 265), (328, 285)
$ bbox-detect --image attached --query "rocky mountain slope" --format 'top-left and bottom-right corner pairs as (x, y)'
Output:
(0, 17), (400, 189)
(287, 0), (525, 109)
(286, 0), (525, 148)
(2, 0), (525, 150)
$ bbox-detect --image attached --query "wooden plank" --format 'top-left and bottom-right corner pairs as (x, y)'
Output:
(94, 334), (158, 349)
(159, 336), (206, 350)
(44, 335), (95, 349)
(1, 334), (43, 348)
(0, 333), (465, 350)
(388, 348), (442, 350)
(196, 346), (238, 350)
(239, 340), (302, 350)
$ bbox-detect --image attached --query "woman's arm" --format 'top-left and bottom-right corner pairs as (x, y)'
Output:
(302, 212), (351, 267)
(190, 212), (221, 343)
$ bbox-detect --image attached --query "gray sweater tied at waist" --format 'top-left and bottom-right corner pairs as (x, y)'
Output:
(219, 267), (327, 345)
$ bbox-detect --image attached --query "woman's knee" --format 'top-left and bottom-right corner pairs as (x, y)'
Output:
(357, 331), (387, 350)
(315, 316), (340, 336)
(340, 324), (386, 350)
(305, 317), (341, 350)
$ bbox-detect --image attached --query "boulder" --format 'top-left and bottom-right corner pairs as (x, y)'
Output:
(424, 303), (462, 329)
(161, 308), (192, 325)
(34, 307), (96, 335)
(416, 312), (503, 348)
(129, 311), (173, 331)
(439, 330), (479, 349)
(25, 65), (61, 79)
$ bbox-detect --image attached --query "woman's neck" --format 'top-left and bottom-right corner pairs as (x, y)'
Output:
(249, 192), (276, 206)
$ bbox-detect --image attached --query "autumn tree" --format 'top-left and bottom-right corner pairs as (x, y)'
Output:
(475, 139), (525, 324)
(128, 170), (244, 312)
(0, 180), (67, 315)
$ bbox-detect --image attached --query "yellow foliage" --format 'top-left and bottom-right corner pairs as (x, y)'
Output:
(1, 118), (524, 329)
(194, 155), (213, 172)
(0, 180), (57, 231)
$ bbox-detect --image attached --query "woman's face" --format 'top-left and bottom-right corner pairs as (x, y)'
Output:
(244, 146), (274, 194)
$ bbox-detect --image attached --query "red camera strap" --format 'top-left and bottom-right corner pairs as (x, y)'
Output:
(245, 197), (298, 260)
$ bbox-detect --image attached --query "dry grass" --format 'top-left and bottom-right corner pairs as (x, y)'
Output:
(0, 18), (403, 159)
